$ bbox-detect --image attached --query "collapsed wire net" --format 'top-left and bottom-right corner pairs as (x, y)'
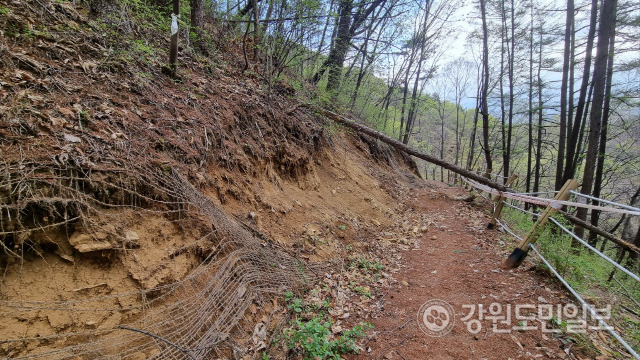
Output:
(0, 161), (324, 359)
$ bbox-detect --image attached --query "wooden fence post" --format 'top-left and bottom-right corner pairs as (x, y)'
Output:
(503, 179), (579, 269)
(169, 0), (180, 77)
(487, 173), (518, 229)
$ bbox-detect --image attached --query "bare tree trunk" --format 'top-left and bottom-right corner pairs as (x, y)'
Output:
(532, 24), (543, 202)
(567, 10), (575, 150)
(402, 54), (425, 145)
(526, 1), (534, 210)
(440, 100), (445, 182)
(398, 75), (410, 141)
(479, 0), (492, 173)
(587, 17), (616, 246)
(563, 0), (598, 183)
(574, 0), (617, 239)
(499, 0), (507, 181)
(506, 0), (515, 182)
(555, 0), (574, 190)
(467, 67), (481, 171)
(190, 0), (204, 44)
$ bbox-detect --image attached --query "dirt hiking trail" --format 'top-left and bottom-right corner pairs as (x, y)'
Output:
(348, 181), (589, 360)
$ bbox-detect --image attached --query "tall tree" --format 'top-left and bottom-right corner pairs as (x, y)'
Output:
(574, 0), (617, 238)
(505, 0), (515, 182)
(587, 10), (616, 246)
(190, 0), (204, 43)
(526, 0), (534, 208)
(563, 0), (598, 184)
(445, 59), (473, 179)
(311, 0), (387, 92)
(555, 0), (574, 190)
(532, 16), (544, 200)
(479, 0), (493, 174)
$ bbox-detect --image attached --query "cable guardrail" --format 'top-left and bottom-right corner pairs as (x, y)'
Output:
(497, 205), (640, 359)
(513, 190), (560, 196)
(462, 176), (640, 216)
(569, 190), (640, 213)
(499, 201), (640, 282)
(501, 201), (540, 217)
(548, 217), (640, 283)
(462, 172), (640, 359)
(528, 243), (640, 359)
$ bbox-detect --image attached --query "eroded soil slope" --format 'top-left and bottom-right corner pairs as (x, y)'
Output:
(0, 1), (424, 357)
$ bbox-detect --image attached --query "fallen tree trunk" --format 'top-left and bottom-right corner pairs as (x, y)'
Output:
(560, 210), (640, 255)
(290, 104), (508, 192)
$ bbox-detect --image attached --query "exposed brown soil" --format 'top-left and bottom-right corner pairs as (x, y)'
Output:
(345, 182), (599, 360)
(0, 1), (423, 357)
(0, 1), (620, 359)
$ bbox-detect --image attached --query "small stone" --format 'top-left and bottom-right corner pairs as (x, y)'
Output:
(47, 311), (73, 330)
(68, 232), (111, 253)
(63, 133), (82, 143)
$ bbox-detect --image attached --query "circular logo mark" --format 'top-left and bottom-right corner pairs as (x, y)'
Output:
(417, 299), (455, 337)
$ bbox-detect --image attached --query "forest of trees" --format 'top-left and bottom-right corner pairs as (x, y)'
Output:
(94, 0), (639, 250)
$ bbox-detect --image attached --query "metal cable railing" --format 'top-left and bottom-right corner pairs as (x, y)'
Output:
(462, 174), (640, 359)
(569, 190), (640, 213)
(529, 244), (640, 359)
(548, 217), (640, 283)
(501, 201), (640, 283)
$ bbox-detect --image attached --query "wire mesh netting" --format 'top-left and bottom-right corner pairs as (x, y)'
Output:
(0, 160), (324, 359)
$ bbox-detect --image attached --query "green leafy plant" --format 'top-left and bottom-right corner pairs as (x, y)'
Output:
(348, 257), (384, 274)
(351, 284), (371, 299)
(285, 316), (371, 359)
(285, 291), (304, 313)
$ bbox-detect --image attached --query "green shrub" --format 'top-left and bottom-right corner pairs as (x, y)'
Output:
(285, 316), (371, 359)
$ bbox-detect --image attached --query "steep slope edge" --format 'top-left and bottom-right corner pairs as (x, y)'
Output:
(0, 2), (420, 358)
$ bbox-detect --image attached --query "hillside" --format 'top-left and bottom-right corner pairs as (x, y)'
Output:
(1, 1), (637, 360)
(0, 1), (427, 358)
